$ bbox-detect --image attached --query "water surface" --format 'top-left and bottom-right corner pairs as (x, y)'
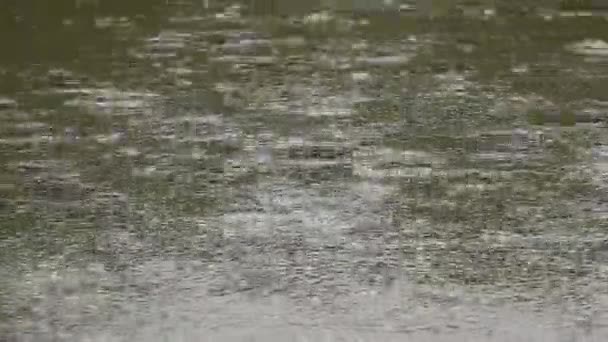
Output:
(1, 1), (608, 341)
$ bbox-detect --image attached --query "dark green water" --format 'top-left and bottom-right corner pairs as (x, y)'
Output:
(1, 1), (608, 341)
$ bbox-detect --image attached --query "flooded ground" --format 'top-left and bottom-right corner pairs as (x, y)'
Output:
(2, 1), (608, 341)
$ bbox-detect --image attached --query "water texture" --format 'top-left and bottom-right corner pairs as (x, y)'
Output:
(1, 1), (608, 341)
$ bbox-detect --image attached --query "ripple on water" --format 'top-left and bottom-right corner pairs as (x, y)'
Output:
(0, 97), (18, 110)
(354, 55), (412, 68)
(592, 145), (608, 182)
(220, 180), (390, 239)
(63, 87), (161, 115)
(213, 35), (273, 55)
(209, 54), (277, 66)
(353, 147), (443, 180)
(565, 39), (608, 57)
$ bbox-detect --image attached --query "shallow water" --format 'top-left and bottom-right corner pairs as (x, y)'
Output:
(2, 1), (608, 341)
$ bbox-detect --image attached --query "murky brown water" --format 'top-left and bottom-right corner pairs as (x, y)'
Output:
(2, 1), (608, 341)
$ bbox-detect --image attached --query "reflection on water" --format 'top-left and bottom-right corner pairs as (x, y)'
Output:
(2, 1), (608, 341)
